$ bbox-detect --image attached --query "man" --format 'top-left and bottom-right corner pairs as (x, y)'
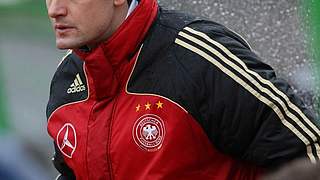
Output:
(46, 0), (320, 179)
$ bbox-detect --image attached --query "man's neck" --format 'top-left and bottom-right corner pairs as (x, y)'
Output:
(84, 1), (129, 50)
(82, 0), (138, 50)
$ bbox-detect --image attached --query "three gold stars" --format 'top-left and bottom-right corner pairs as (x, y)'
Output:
(135, 101), (164, 112)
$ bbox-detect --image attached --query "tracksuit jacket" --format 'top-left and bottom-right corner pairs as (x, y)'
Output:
(46, 0), (320, 179)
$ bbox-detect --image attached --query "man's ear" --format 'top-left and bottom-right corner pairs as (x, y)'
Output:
(114, 0), (127, 6)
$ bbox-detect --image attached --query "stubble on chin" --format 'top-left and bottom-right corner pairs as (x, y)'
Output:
(55, 37), (83, 50)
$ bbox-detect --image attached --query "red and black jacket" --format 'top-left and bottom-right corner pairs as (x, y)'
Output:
(47, 0), (320, 179)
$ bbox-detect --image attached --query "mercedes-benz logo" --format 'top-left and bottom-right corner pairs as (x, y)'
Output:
(56, 123), (77, 158)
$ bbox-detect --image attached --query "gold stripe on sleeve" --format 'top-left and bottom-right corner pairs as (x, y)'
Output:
(175, 37), (318, 162)
(184, 27), (320, 138)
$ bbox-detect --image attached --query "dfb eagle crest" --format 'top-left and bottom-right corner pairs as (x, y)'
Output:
(133, 114), (165, 152)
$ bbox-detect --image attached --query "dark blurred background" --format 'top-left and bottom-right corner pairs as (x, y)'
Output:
(0, 0), (318, 179)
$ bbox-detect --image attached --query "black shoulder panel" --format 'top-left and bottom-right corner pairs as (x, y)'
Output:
(156, 9), (201, 31)
(127, 9), (208, 126)
(46, 53), (88, 119)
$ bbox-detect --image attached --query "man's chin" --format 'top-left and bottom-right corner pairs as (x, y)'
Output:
(56, 41), (72, 50)
(56, 45), (70, 50)
(56, 39), (83, 50)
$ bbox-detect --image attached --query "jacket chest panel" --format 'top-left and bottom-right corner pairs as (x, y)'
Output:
(109, 92), (234, 179)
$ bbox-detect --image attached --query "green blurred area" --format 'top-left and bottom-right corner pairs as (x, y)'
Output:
(0, 0), (52, 40)
(0, 0), (47, 17)
(0, 59), (10, 133)
(309, 1), (320, 84)
(303, 1), (320, 115)
(0, 0), (50, 132)
(303, 1), (320, 77)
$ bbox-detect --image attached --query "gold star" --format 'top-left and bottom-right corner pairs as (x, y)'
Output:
(136, 104), (141, 112)
(145, 102), (151, 110)
(156, 101), (163, 109)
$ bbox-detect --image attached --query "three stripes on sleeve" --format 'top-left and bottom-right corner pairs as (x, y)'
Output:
(175, 26), (320, 163)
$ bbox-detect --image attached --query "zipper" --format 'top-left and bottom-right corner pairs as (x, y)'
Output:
(106, 94), (121, 180)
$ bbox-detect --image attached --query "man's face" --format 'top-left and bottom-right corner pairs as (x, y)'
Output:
(46, 0), (127, 49)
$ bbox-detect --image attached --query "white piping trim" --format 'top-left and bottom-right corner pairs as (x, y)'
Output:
(57, 50), (72, 68)
(55, 174), (62, 180)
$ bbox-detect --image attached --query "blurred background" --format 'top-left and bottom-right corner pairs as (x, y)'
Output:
(0, 0), (319, 179)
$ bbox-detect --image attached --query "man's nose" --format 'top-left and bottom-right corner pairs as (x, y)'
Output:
(47, 0), (67, 19)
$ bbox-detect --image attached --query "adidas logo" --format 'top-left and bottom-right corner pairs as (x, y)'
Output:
(67, 73), (86, 94)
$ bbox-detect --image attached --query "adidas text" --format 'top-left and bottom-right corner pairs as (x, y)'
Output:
(67, 85), (86, 94)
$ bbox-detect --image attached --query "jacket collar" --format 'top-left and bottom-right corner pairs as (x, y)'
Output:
(73, 0), (158, 100)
